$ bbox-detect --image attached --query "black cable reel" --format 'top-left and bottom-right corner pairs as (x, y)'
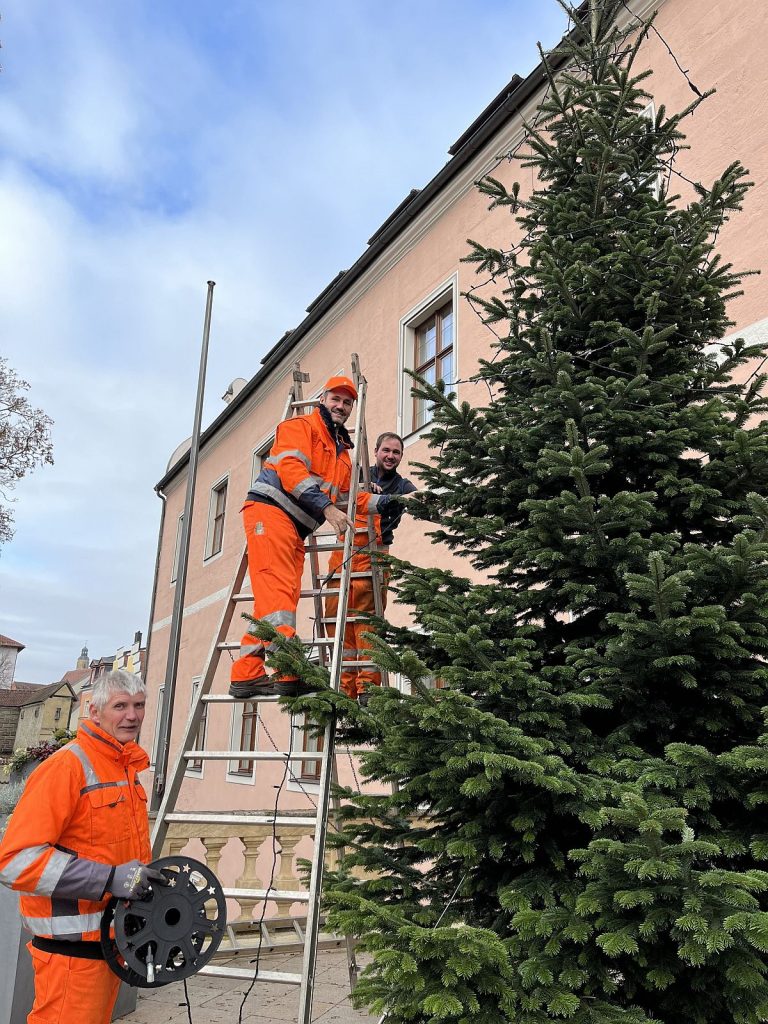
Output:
(101, 855), (226, 988)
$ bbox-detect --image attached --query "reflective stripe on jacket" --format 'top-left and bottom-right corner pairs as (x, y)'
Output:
(248, 405), (388, 536)
(0, 720), (150, 942)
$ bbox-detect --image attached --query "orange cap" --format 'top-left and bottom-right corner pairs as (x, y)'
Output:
(323, 375), (358, 400)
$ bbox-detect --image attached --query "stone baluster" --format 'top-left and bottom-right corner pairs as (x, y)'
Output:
(272, 829), (305, 915)
(234, 831), (268, 924)
(201, 835), (229, 878)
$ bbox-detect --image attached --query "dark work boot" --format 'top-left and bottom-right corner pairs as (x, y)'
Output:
(273, 678), (321, 697)
(228, 678), (279, 700)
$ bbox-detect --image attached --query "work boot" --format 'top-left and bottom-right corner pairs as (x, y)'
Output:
(356, 692), (369, 707)
(228, 678), (279, 700)
(273, 678), (321, 697)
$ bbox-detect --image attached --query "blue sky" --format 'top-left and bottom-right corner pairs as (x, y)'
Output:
(0, 1), (568, 682)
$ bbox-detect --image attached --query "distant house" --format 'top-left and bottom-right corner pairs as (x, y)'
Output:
(0, 635), (25, 689)
(75, 632), (147, 722)
(60, 646), (94, 732)
(0, 682), (75, 755)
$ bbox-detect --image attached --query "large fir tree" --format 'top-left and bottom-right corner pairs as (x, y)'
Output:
(316, 3), (768, 1022)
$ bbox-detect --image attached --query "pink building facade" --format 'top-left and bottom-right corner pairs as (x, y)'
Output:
(142, 0), (768, 906)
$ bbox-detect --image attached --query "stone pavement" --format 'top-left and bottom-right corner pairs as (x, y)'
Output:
(119, 948), (376, 1024)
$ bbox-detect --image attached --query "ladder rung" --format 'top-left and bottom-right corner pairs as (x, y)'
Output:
(183, 750), (323, 761)
(218, 638), (334, 651)
(163, 812), (316, 828)
(200, 964), (302, 986)
(341, 660), (378, 668)
(224, 886), (309, 902)
(320, 615), (367, 623)
(202, 693), (279, 703)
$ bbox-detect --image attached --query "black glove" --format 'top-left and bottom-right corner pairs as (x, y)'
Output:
(109, 860), (169, 900)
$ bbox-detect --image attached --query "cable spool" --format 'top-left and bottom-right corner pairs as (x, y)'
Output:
(101, 855), (226, 988)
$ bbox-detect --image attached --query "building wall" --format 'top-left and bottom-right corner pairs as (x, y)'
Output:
(0, 649), (18, 690)
(13, 695), (72, 751)
(0, 707), (21, 754)
(38, 695), (73, 741)
(14, 704), (43, 751)
(142, 0), (768, 822)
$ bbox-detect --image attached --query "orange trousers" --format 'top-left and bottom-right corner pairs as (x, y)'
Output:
(325, 549), (388, 699)
(230, 501), (306, 684)
(28, 943), (121, 1024)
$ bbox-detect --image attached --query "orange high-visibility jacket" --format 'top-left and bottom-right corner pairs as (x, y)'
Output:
(0, 720), (150, 942)
(248, 406), (389, 536)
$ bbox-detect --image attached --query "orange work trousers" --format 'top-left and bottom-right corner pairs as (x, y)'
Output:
(325, 548), (388, 699)
(28, 943), (121, 1024)
(230, 501), (306, 684)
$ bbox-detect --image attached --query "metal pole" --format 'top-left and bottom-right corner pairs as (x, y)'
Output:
(150, 281), (215, 813)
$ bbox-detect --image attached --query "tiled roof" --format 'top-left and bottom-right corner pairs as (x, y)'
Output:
(0, 681), (74, 708)
(0, 634), (25, 650)
(59, 669), (91, 687)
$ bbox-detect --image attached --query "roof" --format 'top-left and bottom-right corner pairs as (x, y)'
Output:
(59, 668), (91, 687)
(0, 634), (25, 650)
(0, 681), (75, 708)
(155, 40), (570, 493)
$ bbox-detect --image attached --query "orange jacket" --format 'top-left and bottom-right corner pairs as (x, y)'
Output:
(0, 720), (150, 942)
(248, 406), (388, 536)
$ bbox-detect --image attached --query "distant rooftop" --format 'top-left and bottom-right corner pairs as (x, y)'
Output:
(0, 634), (25, 650)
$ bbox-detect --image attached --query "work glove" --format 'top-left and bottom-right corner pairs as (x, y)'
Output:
(109, 860), (169, 900)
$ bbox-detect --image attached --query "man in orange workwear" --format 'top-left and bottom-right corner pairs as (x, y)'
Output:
(0, 669), (168, 1024)
(230, 375), (396, 700)
(325, 431), (416, 703)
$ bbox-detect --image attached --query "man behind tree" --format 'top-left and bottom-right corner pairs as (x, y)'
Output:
(326, 431), (416, 703)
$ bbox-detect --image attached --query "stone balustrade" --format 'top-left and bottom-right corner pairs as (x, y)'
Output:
(158, 815), (332, 925)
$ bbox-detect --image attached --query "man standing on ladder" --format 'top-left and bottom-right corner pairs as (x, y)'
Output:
(326, 431), (416, 704)
(230, 375), (395, 700)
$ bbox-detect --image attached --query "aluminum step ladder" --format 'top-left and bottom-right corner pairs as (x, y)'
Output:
(150, 355), (387, 1022)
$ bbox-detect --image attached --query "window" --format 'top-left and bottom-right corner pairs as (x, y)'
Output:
(34, 707), (39, 717)
(229, 702), (258, 778)
(251, 435), (273, 489)
(20, 709), (24, 720)
(186, 677), (207, 775)
(300, 718), (324, 782)
(413, 302), (454, 431)
(54, 707), (61, 722)
(171, 514), (184, 583)
(205, 478), (228, 560)
(399, 278), (458, 438)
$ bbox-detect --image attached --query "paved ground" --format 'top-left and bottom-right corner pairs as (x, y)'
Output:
(120, 948), (376, 1024)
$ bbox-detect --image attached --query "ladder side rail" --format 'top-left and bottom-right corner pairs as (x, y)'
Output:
(351, 353), (390, 689)
(151, 546), (250, 854)
(297, 375), (370, 1024)
(293, 365), (334, 670)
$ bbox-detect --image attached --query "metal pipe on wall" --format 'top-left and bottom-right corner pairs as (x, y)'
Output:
(150, 281), (215, 813)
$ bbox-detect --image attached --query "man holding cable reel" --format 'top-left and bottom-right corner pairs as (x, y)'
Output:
(0, 669), (168, 1024)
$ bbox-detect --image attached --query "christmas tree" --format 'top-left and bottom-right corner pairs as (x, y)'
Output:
(321, 1), (768, 1021)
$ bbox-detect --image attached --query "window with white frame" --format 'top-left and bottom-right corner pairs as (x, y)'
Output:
(171, 514), (184, 583)
(185, 677), (207, 775)
(300, 716), (323, 782)
(228, 702), (258, 779)
(399, 279), (457, 438)
(251, 436), (274, 490)
(205, 477), (228, 560)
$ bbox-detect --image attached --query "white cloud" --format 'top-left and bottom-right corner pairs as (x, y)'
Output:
(0, 1), (568, 682)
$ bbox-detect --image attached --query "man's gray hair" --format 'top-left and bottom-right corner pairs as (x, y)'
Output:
(90, 669), (146, 711)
